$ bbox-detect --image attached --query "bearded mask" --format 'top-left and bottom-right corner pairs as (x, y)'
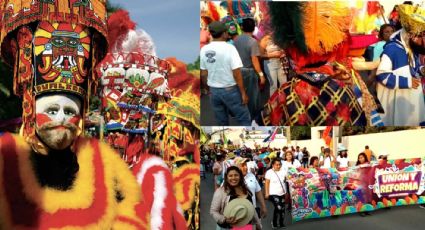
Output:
(0, 0), (108, 153)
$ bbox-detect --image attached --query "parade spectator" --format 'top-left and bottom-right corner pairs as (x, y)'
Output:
(280, 146), (288, 158)
(210, 166), (261, 229)
(295, 146), (303, 162)
(356, 152), (372, 216)
(200, 21), (251, 126)
(309, 156), (320, 168)
(234, 157), (267, 219)
(336, 144), (349, 168)
(319, 148), (336, 168)
(282, 150), (301, 173)
(264, 157), (272, 170)
(319, 146), (325, 158)
(376, 4), (425, 126)
(234, 18), (266, 121)
(259, 34), (287, 96)
(372, 24), (396, 61)
(364, 146), (375, 162)
(301, 147), (310, 168)
(246, 156), (258, 174)
(213, 154), (225, 190)
(356, 152), (370, 167)
(265, 159), (287, 229)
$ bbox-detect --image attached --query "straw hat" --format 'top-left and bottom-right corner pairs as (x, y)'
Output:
(399, 4), (425, 35)
(227, 152), (236, 159)
(223, 198), (255, 227)
(234, 157), (248, 166)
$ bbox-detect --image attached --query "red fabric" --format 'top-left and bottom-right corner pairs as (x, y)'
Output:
(107, 10), (137, 52)
(132, 155), (186, 230)
(322, 126), (332, 146)
(349, 34), (378, 49)
(367, 1), (381, 15)
(286, 40), (350, 71)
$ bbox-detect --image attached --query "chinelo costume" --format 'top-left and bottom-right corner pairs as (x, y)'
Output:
(258, 1), (383, 126)
(0, 1), (185, 230)
(375, 4), (425, 126)
(97, 10), (190, 230)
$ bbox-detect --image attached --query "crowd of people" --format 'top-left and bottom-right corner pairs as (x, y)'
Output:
(202, 143), (424, 229)
(201, 1), (425, 126)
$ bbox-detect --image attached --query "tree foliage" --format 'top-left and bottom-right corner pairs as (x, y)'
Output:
(290, 126), (311, 140)
(0, 60), (22, 120)
(187, 56), (200, 71)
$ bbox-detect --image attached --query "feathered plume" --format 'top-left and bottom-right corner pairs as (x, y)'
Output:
(107, 10), (156, 55)
(268, 1), (307, 53)
(303, 1), (351, 55)
(121, 29), (156, 56)
(107, 10), (136, 52)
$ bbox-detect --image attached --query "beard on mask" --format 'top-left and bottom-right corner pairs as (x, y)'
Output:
(36, 121), (79, 150)
(409, 39), (425, 55)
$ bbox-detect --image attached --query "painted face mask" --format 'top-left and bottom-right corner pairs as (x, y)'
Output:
(0, 0), (108, 145)
(35, 94), (82, 150)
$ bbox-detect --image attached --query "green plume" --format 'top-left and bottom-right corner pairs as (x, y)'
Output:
(268, 1), (307, 54)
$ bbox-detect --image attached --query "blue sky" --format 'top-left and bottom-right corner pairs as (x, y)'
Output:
(110, 0), (199, 64)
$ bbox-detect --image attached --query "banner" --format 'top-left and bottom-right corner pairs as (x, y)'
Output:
(286, 158), (425, 222)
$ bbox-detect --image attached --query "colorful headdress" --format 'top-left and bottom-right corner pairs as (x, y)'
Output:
(268, 1), (352, 69)
(399, 4), (425, 35)
(154, 58), (200, 163)
(0, 0), (108, 141)
(220, 0), (255, 23)
(97, 11), (170, 134)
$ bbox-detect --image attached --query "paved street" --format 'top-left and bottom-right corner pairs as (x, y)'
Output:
(200, 172), (424, 230)
(201, 93), (239, 126)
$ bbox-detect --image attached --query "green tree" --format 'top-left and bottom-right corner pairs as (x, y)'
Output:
(291, 126), (311, 140)
(187, 56), (200, 71)
(0, 60), (22, 120)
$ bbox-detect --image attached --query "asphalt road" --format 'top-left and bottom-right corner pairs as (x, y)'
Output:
(201, 93), (239, 126)
(200, 172), (424, 230)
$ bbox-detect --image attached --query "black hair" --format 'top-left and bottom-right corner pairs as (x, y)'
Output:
(223, 166), (248, 195)
(216, 154), (224, 161)
(241, 18), (255, 33)
(211, 30), (225, 39)
(309, 156), (319, 167)
(365, 146), (369, 149)
(356, 152), (369, 166)
(271, 158), (281, 167)
(378, 24), (395, 40)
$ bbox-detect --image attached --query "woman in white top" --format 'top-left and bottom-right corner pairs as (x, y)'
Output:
(337, 149), (349, 168)
(319, 148), (336, 168)
(281, 150), (301, 173)
(265, 158), (287, 229)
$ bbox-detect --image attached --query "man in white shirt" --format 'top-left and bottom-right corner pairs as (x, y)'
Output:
(200, 21), (251, 125)
(320, 148), (336, 168)
(295, 146), (303, 162)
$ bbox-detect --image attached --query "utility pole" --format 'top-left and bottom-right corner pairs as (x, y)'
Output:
(285, 126), (291, 145)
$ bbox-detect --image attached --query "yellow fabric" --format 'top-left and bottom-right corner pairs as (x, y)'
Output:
(303, 1), (351, 55)
(399, 4), (425, 35)
(0, 134), (144, 229)
(173, 164), (200, 211)
(17, 137), (96, 213)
